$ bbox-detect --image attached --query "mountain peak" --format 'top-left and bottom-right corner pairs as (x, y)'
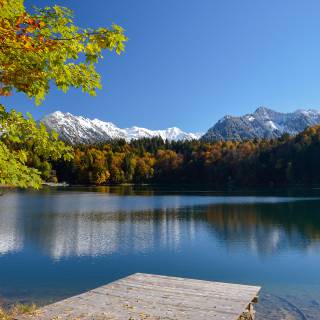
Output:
(253, 106), (275, 115)
(47, 110), (64, 117)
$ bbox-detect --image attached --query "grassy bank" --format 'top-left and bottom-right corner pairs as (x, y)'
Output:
(0, 304), (38, 320)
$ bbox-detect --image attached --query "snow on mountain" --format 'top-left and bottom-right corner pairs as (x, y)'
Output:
(41, 111), (202, 144)
(41, 107), (320, 145)
(201, 107), (320, 141)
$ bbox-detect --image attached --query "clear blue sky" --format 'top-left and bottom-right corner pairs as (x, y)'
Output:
(2, 0), (320, 131)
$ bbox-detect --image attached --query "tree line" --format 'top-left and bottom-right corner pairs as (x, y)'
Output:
(47, 125), (320, 187)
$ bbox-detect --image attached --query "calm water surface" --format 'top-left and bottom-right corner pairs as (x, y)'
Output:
(1, 186), (320, 319)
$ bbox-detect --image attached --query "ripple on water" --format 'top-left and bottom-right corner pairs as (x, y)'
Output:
(256, 291), (320, 320)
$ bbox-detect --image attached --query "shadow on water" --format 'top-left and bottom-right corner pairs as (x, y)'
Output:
(1, 187), (320, 319)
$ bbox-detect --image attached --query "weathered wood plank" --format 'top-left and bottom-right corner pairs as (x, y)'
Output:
(90, 283), (253, 313)
(116, 277), (258, 297)
(16, 273), (261, 320)
(132, 273), (259, 294)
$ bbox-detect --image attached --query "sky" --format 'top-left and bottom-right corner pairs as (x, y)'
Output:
(2, 0), (320, 132)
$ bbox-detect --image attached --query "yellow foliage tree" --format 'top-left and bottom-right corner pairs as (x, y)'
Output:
(0, 0), (127, 188)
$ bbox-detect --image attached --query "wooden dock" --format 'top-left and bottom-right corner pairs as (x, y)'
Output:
(17, 273), (261, 320)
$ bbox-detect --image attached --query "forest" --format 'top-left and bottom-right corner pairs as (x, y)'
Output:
(1, 0), (318, 190)
(38, 124), (320, 187)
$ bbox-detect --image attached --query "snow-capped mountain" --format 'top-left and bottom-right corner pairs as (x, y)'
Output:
(41, 107), (320, 144)
(201, 107), (320, 141)
(41, 111), (202, 144)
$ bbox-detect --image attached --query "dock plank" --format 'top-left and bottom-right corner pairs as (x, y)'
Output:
(17, 273), (261, 320)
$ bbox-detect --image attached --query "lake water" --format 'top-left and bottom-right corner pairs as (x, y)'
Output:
(1, 186), (320, 319)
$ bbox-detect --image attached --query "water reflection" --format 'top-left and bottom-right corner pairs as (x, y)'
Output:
(0, 195), (23, 255)
(33, 210), (197, 260)
(2, 189), (320, 319)
(204, 202), (320, 255)
(0, 191), (320, 259)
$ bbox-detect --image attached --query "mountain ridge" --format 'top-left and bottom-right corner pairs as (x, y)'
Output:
(41, 111), (202, 144)
(201, 106), (320, 141)
(41, 107), (320, 144)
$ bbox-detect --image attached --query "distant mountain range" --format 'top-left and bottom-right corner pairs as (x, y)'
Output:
(41, 107), (320, 144)
(41, 111), (202, 144)
(202, 107), (320, 141)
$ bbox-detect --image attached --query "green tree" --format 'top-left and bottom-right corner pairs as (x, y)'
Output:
(0, 106), (73, 188)
(0, 0), (127, 102)
(0, 0), (127, 188)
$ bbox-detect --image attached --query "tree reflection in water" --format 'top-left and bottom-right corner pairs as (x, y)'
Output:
(1, 189), (320, 319)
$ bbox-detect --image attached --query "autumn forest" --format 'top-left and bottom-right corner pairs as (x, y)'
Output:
(39, 124), (320, 187)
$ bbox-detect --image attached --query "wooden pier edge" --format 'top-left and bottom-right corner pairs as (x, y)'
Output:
(16, 273), (261, 320)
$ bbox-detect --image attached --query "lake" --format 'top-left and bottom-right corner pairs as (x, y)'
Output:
(0, 186), (320, 319)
